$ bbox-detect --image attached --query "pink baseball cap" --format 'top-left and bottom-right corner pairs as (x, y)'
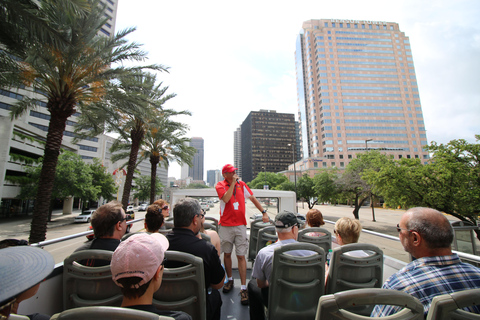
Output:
(111, 233), (169, 288)
(222, 164), (237, 174)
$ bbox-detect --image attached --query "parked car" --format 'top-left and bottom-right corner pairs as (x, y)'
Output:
(138, 203), (147, 211)
(207, 200), (214, 208)
(200, 202), (209, 211)
(74, 210), (95, 223)
(126, 205), (135, 219)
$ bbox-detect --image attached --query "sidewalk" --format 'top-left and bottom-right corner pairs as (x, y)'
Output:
(0, 208), (80, 239)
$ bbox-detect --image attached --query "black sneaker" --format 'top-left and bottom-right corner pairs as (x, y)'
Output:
(223, 280), (234, 293)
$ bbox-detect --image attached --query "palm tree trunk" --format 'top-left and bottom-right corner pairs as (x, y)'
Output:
(29, 112), (68, 243)
(149, 155), (159, 204)
(121, 128), (143, 209)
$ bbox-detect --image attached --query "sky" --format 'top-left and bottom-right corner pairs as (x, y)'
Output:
(114, 0), (480, 180)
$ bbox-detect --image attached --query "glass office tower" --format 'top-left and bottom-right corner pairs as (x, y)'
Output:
(295, 19), (429, 169)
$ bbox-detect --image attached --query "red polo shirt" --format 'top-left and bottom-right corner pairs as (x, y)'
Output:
(215, 179), (253, 226)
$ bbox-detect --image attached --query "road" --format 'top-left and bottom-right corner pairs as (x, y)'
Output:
(2, 201), (465, 264)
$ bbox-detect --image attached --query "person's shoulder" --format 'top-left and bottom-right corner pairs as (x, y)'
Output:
(74, 241), (92, 252)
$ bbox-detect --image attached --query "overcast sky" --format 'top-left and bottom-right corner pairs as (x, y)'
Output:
(115, 0), (480, 180)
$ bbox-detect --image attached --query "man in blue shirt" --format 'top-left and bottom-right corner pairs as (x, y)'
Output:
(372, 207), (480, 317)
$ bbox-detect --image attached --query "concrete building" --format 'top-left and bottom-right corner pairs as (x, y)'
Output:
(295, 19), (429, 169)
(234, 127), (242, 179)
(240, 110), (296, 183)
(206, 169), (221, 187)
(187, 137), (204, 181)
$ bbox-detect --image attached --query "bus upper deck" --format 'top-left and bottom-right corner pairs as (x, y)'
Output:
(10, 189), (480, 319)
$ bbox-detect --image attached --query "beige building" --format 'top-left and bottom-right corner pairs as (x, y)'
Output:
(295, 19), (429, 170)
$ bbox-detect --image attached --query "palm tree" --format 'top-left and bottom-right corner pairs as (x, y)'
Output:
(1, 0), (166, 243)
(141, 117), (196, 204)
(83, 72), (189, 210)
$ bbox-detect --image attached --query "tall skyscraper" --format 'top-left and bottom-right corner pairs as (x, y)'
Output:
(234, 127), (242, 178)
(241, 110), (295, 183)
(295, 19), (429, 169)
(188, 137), (204, 181)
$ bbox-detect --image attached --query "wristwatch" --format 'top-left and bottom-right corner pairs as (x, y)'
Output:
(262, 209), (267, 214)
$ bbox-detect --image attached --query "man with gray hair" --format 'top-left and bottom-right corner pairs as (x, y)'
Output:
(166, 198), (225, 320)
(248, 211), (314, 320)
(372, 207), (480, 317)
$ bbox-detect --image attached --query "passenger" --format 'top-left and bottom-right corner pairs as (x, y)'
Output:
(196, 212), (221, 257)
(325, 217), (369, 286)
(74, 201), (127, 266)
(153, 199), (170, 229)
(145, 204), (165, 232)
(371, 207), (480, 317)
(305, 208), (326, 236)
(110, 233), (191, 320)
(0, 245), (54, 320)
(248, 211), (315, 320)
(166, 198), (225, 320)
(215, 164), (268, 305)
(332, 217), (368, 256)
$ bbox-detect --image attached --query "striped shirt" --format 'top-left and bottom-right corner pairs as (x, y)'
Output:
(371, 254), (480, 317)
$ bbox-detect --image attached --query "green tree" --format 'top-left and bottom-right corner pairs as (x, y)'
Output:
(86, 72), (187, 211)
(337, 151), (388, 219)
(90, 158), (117, 202)
(297, 174), (317, 209)
(140, 115), (195, 204)
(313, 168), (340, 204)
(247, 172), (288, 190)
(276, 180), (296, 192)
(364, 136), (480, 233)
(1, 0), (164, 243)
(133, 174), (163, 202)
(184, 183), (210, 189)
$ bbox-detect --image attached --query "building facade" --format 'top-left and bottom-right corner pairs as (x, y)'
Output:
(295, 19), (429, 169)
(240, 110), (296, 183)
(234, 127), (242, 178)
(188, 137), (204, 181)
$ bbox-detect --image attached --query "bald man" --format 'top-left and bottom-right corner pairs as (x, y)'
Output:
(372, 207), (480, 317)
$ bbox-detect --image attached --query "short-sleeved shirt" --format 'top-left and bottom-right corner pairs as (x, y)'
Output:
(215, 179), (253, 226)
(371, 254), (480, 317)
(252, 239), (316, 284)
(166, 228), (225, 289)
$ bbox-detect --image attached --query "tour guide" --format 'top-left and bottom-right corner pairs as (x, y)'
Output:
(215, 164), (268, 305)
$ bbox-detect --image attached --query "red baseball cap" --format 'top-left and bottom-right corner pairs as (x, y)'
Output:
(222, 164), (237, 174)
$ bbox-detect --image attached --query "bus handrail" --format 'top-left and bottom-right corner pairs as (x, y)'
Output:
(30, 218), (143, 247)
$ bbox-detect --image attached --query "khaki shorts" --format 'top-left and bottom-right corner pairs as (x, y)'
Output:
(218, 225), (248, 256)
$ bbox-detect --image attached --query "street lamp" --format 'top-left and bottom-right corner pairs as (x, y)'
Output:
(287, 143), (298, 213)
(365, 139), (373, 151)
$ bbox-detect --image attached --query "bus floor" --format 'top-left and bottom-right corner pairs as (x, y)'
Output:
(220, 268), (252, 320)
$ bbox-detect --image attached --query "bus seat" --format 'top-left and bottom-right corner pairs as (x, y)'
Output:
(267, 242), (325, 320)
(63, 250), (122, 310)
(204, 216), (218, 232)
(316, 288), (424, 320)
(325, 243), (383, 315)
(50, 306), (175, 319)
(248, 219), (274, 262)
(256, 226), (278, 256)
(426, 288), (480, 320)
(200, 232), (211, 243)
(153, 251), (206, 320)
(298, 227), (332, 259)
